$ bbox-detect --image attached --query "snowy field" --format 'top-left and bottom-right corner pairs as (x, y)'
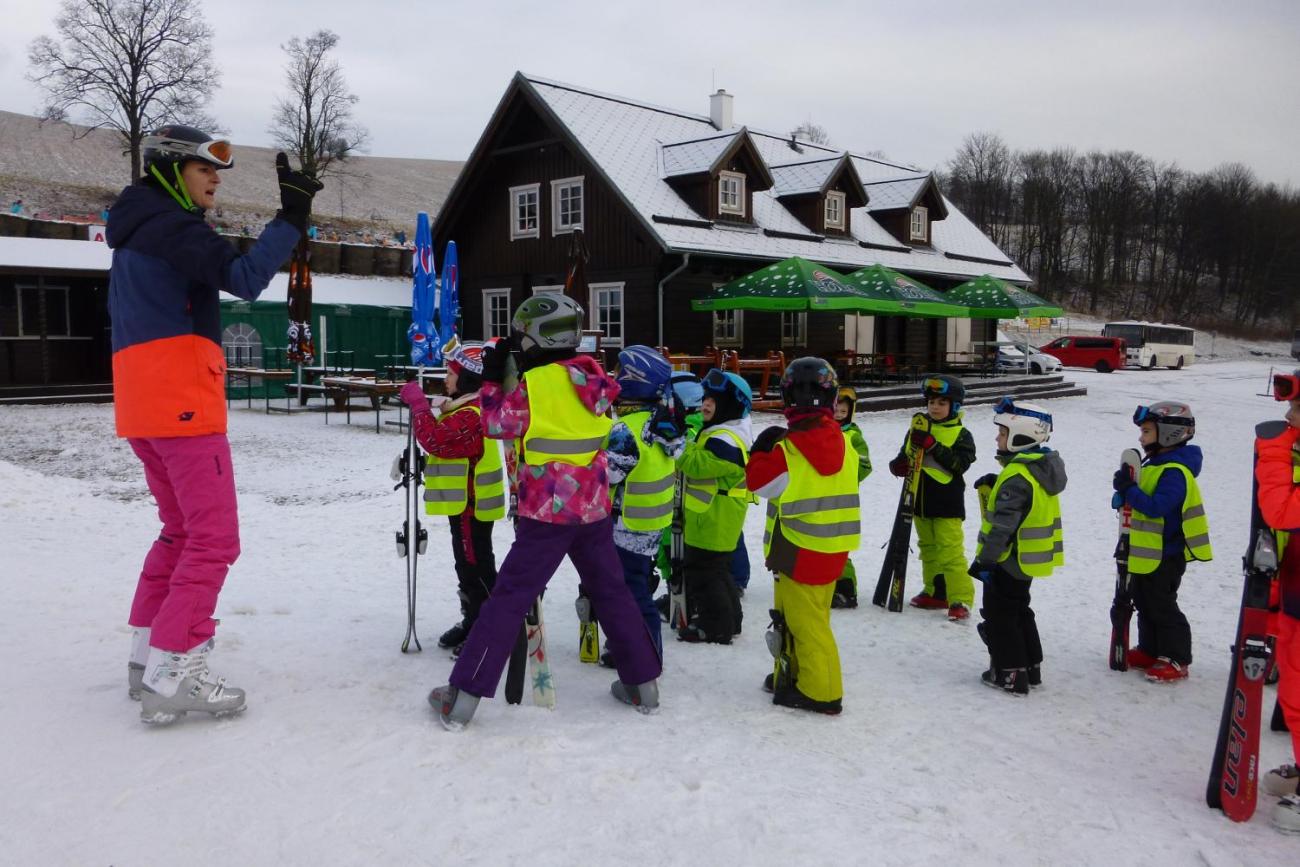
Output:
(2, 352), (1298, 866)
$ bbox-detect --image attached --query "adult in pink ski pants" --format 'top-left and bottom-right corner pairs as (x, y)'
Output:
(127, 434), (240, 652)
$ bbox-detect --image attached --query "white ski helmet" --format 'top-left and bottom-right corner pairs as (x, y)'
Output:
(511, 293), (583, 353)
(994, 397), (1052, 452)
(1133, 400), (1194, 449)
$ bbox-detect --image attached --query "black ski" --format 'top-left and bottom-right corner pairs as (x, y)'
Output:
(1109, 448), (1143, 670)
(872, 414), (929, 611)
(394, 412), (426, 653)
(667, 475), (689, 631)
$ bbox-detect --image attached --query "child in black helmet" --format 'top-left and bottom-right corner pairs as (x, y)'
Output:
(887, 374), (977, 621)
(831, 387), (872, 607)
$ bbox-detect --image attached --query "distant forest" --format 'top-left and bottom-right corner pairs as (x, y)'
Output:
(938, 133), (1299, 332)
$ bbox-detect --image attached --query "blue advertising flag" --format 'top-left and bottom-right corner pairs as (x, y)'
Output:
(407, 212), (439, 365)
(439, 240), (460, 348)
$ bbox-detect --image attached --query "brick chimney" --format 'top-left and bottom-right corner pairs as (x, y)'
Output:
(709, 89), (733, 130)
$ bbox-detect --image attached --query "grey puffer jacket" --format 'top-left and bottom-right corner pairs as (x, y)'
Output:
(975, 449), (1068, 581)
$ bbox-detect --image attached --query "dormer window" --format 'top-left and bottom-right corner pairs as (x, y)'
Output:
(824, 191), (846, 231)
(910, 205), (928, 242)
(718, 170), (746, 217)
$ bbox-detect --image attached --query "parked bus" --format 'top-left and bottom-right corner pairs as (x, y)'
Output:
(1101, 321), (1196, 369)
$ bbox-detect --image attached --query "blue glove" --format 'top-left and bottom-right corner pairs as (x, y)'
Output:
(1112, 468), (1136, 493)
(968, 561), (993, 583)
(650, 393), (687, 441)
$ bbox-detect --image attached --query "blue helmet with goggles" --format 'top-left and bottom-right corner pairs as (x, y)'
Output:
(994, 396), (1052, 452)
(701, 368), (752, 421)
(922, 374), (966, 413)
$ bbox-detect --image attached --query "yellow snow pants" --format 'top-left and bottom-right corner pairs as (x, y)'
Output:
(773, 573), (841, 703)
(915, 516), (972, 607)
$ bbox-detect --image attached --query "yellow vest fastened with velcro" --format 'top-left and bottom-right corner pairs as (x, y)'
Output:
(618, 409), (675, 532)
(684, 428), (752, 513)
(976, 454), (1063, 577)
(521, 364), (613, 467)
(423, 405), (506, 521)
(762, 433), (861, 555)
(908, 414), (963, 484)
(1128, 462), (1213, 574)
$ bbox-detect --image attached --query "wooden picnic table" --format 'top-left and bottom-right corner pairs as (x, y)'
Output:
(320, 376), (404, 432)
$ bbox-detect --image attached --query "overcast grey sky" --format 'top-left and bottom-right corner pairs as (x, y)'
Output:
(1, 0), (1297, 185)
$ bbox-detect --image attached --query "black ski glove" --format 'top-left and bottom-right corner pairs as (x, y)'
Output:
(751, 424), (788, 453)
(1112, 467), (1136, 493)
(972, 473), (998, 491)
(275, 152), (323, 235)
(480, 340), (510, 384)
(650, 392), (687, 441)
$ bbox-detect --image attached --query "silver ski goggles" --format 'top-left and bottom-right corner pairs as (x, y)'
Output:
(1132, 405), (1192, 427)
(995, 396), (1052, 425)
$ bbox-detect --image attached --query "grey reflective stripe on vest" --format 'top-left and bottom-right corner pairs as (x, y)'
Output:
(1129, 545), (1164, 561)
(627, 475), (675, 496)
(1018, 518), (1063, 541)
(426, 464), (468, 478)
(1185, 533), (1212, 549)
(1020, 541), (1064, 564)
(782, 493), (860, 517)
(1130, 518), (1163, 534)
(1183, 504), (1206, 520)
(475, 469), (503, 487)
(623, 503), (673, 520)
(528, 436), (605, 455)
(685, 484), (714, 504)
(782, 517), (860, 538)
(476, 494), (506, 513)
(424, 488), (465, 503)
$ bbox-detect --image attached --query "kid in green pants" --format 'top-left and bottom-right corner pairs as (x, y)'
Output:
(831, 387), (872, 607)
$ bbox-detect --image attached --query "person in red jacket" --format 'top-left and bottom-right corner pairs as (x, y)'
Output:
(746, 358), (862, 714)
(1259, 370), (1300, 833)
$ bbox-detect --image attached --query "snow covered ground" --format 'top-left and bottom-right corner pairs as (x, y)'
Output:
(2, 356), (1297, 866)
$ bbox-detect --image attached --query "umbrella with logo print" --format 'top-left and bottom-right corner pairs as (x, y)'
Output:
(690, 256), (908, 314)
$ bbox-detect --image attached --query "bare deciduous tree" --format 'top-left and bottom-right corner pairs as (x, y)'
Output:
(790, 120), (831, 146)
(269, 30), (368, 178)
(27, 0), (220, 181)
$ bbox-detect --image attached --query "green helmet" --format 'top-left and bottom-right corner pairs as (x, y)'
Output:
(512, 294), (583, 352)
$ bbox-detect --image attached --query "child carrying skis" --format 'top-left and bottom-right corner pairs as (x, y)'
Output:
(1111, 400), (1212, 683)
(676, 369), (753, 643)
(747, 358), (861, 714)
(831, 386), (872, 608)
(398, 341), (503, 658)
(427, 295), (661, 729)
(1254, 370), (1300, 832)
(888, 375), (976, 620)
(970, 398), (1067, 696)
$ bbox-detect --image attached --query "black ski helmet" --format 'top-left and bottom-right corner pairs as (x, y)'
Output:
(780, 356), (838, 409)
(921, 374), (966, 413)
(142, 125), (234, 174)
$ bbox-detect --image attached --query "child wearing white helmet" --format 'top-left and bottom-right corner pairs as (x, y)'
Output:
(970, 398), (1068, 696)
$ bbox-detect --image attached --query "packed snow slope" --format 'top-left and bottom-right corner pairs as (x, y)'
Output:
(1, 357), (1296, 866)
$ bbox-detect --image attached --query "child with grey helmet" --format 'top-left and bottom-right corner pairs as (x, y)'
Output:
(1111, 400), (1213, 683)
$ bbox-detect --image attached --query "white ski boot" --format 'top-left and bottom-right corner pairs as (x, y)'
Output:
(610, 678), (660, 714)
(139, 639), (247, 725)
(1264, 763), (1300, 797)
(1272, 794), (1300, 835)
(428, 684), (479, 731)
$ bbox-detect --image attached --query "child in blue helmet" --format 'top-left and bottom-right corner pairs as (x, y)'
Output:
(600, 346), (687, 664)
(676, 369), (753, 643)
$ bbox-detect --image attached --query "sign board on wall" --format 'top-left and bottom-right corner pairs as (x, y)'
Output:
(87, 225), (106, 243)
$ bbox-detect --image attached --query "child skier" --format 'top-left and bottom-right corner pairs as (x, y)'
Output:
(1256, 370), (1300, 832)
(676, 369), (753, 643)
(888, 375), (976, 620)
(1111, 400), (1212, 683)
(426, 295), (662, 729)
(747, 358), (861, 714)
(601, 345), (687, 664)
(831, 386), (872, 607)
(970, 398), (1067, 696)
(398, 341), (502, 658)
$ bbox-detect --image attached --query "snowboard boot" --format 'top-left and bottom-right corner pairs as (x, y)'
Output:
(981, 667), (1030, 697)
(1125, 648), (1159, 669)
(772, 684), (842, 715)
(139, 640), (247, 725)
(127, 663), (145, 701)
(427, 684), (480, 731)
(438, 620), (469, 650)
(1145, 658), (1189, 683)
(909, 592), (948, 610)
(947, 603), (971, 622)
(1272, 794), (1300, 835)
(1264, 764), (1300, 797)
(611, 678), (659, 714)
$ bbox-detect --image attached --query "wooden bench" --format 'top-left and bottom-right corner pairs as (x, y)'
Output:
(656, 346), (724, 376)
(723, 350), (785, 410)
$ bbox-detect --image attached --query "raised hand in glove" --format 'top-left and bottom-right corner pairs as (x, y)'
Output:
(909, 428), (937, 451)
(1112, 467), (1136, 493)
(275, 152), (323, 235)
(479, 339), (510, 384)
(888, 455), (910, 477)
(398, 379), (430, 413)
(751, 424), (788, 453)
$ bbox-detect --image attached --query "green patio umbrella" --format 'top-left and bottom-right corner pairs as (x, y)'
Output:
(945, 274), (1062, 319)
(690, 257), (907, 314)
(843, 264), (971, 318)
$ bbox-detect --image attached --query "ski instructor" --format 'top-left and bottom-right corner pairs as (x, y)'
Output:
(107, 125), (322, 725)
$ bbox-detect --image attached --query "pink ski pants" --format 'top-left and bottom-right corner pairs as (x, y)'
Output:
(127, 434), (241, 652)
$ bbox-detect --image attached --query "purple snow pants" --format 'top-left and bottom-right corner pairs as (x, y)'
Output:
(451, 516), (662, 698)
(127, 434), (241, 652)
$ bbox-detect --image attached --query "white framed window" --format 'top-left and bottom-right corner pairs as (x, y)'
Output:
(824, 191), (846, 231)
(780, 311), (807, 348)
(718, 170), (746, 217)
(509, 183), (540, 240)
(483, 288), (512, 339)
(588, 282), (624, 347)
(532, 284), (563, 296)
(16, 284), (71, 336)
(551, 176), (584, 235)
(221, 322), (263, 368)
(910, 205), (928, 242)
(712, 309), (744, 347)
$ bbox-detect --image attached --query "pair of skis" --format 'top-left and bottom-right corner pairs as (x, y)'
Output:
(1205, 420), (1281, 822)
(501, 483), (555, 709)
(1108, 449), (1143, 670)
(393, 412), (427, 653)
(872, 414), (931, 611)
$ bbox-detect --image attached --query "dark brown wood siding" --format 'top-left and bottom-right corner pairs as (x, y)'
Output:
(0, 273), (111, 385)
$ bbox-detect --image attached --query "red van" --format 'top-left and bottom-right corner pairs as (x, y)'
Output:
(1038, 335), (1127, 373)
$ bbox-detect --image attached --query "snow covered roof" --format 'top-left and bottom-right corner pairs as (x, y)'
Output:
(520, 74), (1027, 283)
(661, 131), (742, 178)
(863, 175), (929, 211)
(246, 273), (411, 308)
(0, 235), (111, 273)
(769, 155), (844, 197)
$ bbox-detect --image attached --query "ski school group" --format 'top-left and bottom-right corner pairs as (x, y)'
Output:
(102, 126), (1299, 835)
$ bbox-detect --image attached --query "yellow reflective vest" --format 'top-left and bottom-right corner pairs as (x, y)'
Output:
(976, 454), (1063, 578)
(617, 409), (675, 532)
(906, 413), (964, 484)
(1127, 463), (1213, 574)
(683, 428), (752, 514)
(762, 432), (861, 556)
(423, 404), (506, 521)
(521, 364), (612, 467)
